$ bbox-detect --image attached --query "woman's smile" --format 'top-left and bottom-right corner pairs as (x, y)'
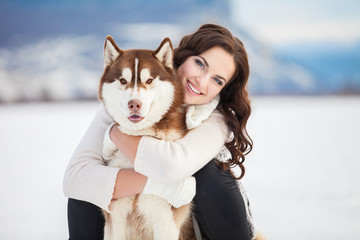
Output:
(177, 46), (235, 105)
(186, 80), (202, 95)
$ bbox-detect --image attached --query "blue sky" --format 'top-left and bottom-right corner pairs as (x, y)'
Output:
(230, 0), (360, 46)
(2, 0), (359, 47)
(0, 0), (358, 98)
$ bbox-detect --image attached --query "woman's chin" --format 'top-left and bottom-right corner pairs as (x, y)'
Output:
(183, 95), (197, 105)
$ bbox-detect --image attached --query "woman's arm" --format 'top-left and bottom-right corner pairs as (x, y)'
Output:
(63, 104), (146, 212)
(113, 169), (147, 199)
(109, 126), (141, 163)
(110, 110), (230, 182)
(63, 104), (195, 212)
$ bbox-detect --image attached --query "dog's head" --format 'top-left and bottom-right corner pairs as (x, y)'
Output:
(99, 36), (181, 131)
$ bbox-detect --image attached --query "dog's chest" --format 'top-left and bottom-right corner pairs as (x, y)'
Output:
(103, 127), (183, 170)
(120, 126), (184, 141)
(109, 151), (133, 169)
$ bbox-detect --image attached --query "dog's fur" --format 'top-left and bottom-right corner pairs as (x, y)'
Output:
(98, 36), (194, 240)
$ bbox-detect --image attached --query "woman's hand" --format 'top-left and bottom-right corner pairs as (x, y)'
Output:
(109, 125), (141, 164)
(143, 177), (196, 208)
(111, 168), (196, 209)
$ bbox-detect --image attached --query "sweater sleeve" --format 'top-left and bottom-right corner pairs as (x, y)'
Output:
(63, 104), (119, 212)
(134, 110), (230, 182)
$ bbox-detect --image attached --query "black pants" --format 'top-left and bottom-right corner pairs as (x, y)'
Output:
(67, 160), (251, 240)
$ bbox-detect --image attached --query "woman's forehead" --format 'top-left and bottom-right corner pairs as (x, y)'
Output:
(199, 46), (236, 82)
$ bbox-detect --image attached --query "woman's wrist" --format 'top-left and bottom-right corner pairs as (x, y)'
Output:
(143, 177), (196, 208)
(112, 169), (147, 200)
(109, 125), (141, 163)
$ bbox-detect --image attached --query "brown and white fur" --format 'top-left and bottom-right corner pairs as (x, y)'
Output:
(98, 36), (193, 240)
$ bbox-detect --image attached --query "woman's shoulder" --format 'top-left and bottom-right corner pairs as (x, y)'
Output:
(186, 96), (221, 129)
(93, 103), (113, 126)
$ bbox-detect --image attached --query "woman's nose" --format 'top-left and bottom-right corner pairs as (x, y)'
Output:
(196, 72), (211, 92)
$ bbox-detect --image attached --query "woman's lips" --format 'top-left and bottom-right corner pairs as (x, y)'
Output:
(186, 80), (202, 95)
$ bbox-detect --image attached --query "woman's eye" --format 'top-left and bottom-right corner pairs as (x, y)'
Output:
(214, 77), (223, 86)
(195, 59), (204, 69)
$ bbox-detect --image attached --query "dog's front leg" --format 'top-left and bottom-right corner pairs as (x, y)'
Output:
(104, 198), (132, 240)
(153, 219), (180, 240)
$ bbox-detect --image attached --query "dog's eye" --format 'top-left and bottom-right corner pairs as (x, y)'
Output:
(146, 78), (153, 84)
(119, 78), (127, 85)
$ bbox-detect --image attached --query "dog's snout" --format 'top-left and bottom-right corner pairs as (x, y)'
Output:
(128, 100), (142, 111)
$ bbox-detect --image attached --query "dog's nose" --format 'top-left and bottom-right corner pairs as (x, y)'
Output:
(128, 100), (142, 111)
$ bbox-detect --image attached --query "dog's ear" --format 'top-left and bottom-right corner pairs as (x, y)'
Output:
(154, 38), (174, 69)
(104, 35), (123, 68)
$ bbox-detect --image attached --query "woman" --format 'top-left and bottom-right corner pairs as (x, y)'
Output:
(64, 23), (255, 240)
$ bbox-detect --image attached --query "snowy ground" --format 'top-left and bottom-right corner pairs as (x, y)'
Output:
(1, 96), (359, 239)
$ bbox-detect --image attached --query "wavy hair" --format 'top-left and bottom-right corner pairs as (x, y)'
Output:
(174, 24), (253, 179)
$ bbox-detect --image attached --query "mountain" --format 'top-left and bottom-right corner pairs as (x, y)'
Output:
(274, 41), (360, 94)
(233, 28), (318, 95)
(0, 0), (358, 103)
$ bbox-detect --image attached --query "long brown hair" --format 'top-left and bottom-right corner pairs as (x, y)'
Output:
(174, 24), (253, 179)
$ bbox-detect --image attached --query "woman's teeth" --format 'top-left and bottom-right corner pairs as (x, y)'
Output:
(188, 81), (201, 94)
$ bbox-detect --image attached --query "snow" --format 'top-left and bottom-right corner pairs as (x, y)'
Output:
(1, 96), (359, 239)
(0, 102), (96, 239)
(0, 35), (102, 102)
(245, 96), (360, 239)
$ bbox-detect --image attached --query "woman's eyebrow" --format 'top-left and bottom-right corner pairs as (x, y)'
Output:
(215, 74), (226, 83)
(199, 56), (209, 68)
(199, 56), (227, 83)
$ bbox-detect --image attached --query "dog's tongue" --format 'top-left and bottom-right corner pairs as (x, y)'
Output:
(128, 114), (144, 123)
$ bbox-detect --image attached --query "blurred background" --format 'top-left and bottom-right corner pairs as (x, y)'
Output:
(0, 0), (359, 239)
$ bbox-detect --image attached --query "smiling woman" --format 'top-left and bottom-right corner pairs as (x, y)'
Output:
(64, 24), (259, 240)
(177, 46), (236, 105)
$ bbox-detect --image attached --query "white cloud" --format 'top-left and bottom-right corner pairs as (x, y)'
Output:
(230, 0), (360, 45)
(252, 21), (360, 45)
(108, 23), (186, 48)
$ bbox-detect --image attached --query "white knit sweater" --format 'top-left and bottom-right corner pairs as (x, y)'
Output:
(63, 100), (257, 238)
(63, 99), (230, 211)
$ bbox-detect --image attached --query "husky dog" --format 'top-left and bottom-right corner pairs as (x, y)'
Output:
(98, 36), (192, 240)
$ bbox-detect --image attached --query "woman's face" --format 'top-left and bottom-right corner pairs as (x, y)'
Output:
(176, 46), (236, 105)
